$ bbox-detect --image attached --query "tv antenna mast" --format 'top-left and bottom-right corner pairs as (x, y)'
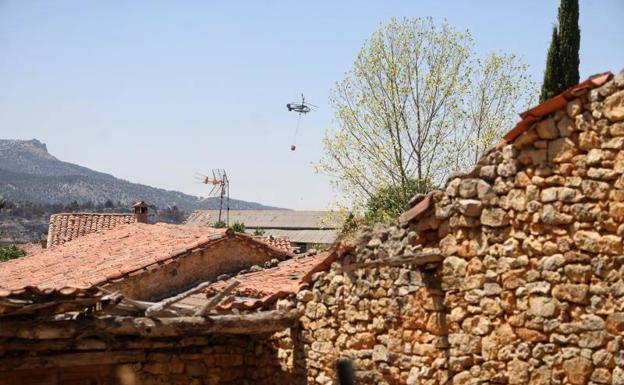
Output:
(195, 169), (230, 225)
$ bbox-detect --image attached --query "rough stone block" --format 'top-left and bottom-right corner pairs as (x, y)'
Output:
(604, 90), (624, 122)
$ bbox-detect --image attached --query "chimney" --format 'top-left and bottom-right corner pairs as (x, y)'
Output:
(132, 201), (151, 224)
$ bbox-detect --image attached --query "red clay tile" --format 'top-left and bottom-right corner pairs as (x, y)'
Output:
(194, 251), (336, 311)
(0, 224), (260, 292)
(47, 213), (137, 247)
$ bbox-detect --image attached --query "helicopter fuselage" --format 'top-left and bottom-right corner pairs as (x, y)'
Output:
(286, 103), (311, 113)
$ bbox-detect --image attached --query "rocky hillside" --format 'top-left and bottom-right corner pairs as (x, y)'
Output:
(0, 139), (280, 211)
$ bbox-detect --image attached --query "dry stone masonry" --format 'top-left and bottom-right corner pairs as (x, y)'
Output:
(297, 70), (624, 385)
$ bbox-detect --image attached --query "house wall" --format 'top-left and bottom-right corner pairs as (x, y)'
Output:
(0, 334), (303, 385)
(296, 226), (447, 385)
(108, 238), (285, 300)
(130, 334), (301, 385)
(297, 73), (624, 385)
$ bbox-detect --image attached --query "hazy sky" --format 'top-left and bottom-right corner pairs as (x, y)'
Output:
(1, 1), (622, 210)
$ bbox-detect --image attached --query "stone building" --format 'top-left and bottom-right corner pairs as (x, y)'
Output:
(292, 70), (624, 385)
(0, 222), (307, 385)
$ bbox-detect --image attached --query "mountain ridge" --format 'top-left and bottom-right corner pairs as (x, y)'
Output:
(0, 139), (283, 211)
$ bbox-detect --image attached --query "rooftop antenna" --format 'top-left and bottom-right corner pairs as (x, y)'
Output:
(195, 169), (230, 225)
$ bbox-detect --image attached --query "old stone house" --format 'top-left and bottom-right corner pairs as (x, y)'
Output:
(290, 70), (624, 385)
(0, 222), (310, 385)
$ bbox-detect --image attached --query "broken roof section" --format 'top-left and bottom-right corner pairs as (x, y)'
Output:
(181, 251), (336, 312)
(0, 223), (294, 292)
(399, 71), (614, 226)
(254, 235), (295, 253)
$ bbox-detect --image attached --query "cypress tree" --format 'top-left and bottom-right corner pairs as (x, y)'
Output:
(557, 0), (580, 89)
(540, 0), (580, 102)
(540, 27), (562, 102)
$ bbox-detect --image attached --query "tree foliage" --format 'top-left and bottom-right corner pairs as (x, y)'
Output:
(557, 0), (580, 88)
(364, 179), (431, 224)
(541, 27), (563, 101)
(318, 17), (535, 214)
(0, 246), (25, 262)
(540, 0), (580, 101)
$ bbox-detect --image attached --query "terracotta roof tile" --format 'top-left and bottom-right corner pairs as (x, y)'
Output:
(10, 243), (44, 256)
(0, 223), (237, 291)
(253, 236), (295, 253)
(0, 286), (105, 317)
(47, 213), (137, 247)
(187, 251), (336, 311)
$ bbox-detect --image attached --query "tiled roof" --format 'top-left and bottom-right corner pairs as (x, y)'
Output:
(399, 71), (614, 226)
(15, 243), (45, 256)
(0, 286), (105, 317)
(0, 223), (258, 291)
(181, 251), (336, 311)
(47, 213), (137, 247)
(185, 210), (344, 229)
(254, 236), (295, 253)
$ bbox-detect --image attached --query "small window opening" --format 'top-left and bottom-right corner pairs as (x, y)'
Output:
(336, 358), (355, 385)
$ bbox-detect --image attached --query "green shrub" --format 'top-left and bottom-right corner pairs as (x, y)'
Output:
(253, 228), (265, 236)
(0, 246), (26, 262)
(230, 221), (246, 233)
(213, 220), (227, 228)
(340, 212), (359, 236)
(364, 179), (432, 225)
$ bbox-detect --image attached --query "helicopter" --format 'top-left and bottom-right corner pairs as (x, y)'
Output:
(286, 94), (316, 114)
(286, 93), (316, 151)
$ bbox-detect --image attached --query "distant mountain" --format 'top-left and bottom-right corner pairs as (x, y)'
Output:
(0, 139), (282, 211)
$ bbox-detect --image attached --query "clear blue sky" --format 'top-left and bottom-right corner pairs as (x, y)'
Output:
(1, 1), (622, 209)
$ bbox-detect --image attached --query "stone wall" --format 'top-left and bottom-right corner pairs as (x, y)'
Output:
(297, 226), (446, 385)
(298, 70), (624, 385)
(131, 335), (300, 385)
(0, 334), (303, 385)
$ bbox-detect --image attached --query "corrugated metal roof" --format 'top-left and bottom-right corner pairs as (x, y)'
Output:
(250, 229), (338, 244)
(184, 210), (343, 230)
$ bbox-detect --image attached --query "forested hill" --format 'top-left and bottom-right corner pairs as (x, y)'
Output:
(0, 139), (280, 211)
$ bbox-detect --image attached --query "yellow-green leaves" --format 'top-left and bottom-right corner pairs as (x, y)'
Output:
(317, 17), (536, 217)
